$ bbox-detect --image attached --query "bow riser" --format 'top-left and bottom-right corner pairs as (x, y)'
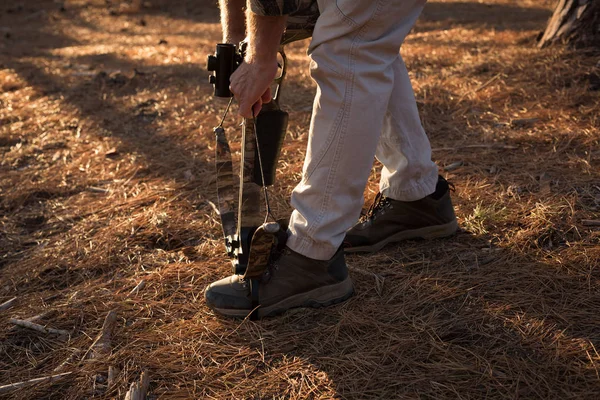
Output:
(211, 45), (290, 276)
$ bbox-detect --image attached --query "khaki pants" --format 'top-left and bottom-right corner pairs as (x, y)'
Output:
(287, 0), (438, 260)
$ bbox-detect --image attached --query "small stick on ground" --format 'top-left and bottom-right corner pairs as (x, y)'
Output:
(87, 186), (110, 194)
(348, 266), (385, 296)
(83, 310), (118, 360)
(432, 144), (519, 152)
(8, 310), (58, 333)
(24, 310), (57, 323)
(444, 161), (464, 172)
(582, 220), (600, 227)
(0, 297), (17, 312)
(9, 318), (70, 337)
(108, 366), (120, 388)
(127, 280), (146, 297)
(54, 349), (83, 372)
(0, 372), (72, 394)
(124, 371), (150, 400)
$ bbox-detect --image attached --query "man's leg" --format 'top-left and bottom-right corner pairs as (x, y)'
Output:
(342, 53), (457, 253)
(287, 0), (430, 260)
(343, 53), (458, 253)
(376, 56), (438, 201)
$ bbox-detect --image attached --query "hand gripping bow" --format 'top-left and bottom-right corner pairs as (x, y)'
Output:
(207, 30), (311, 317)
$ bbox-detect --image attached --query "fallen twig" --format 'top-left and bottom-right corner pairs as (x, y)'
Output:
(24, 310), (56, 323)
(458, 73), (502, 102)
(432, 144), (518, 152)
(444, 161), (464, 172)
(0, 297), (17, 312)
(348, 266), (385, 297)
(206, 199), (220, 215)
(124, 371), (150, 400)
(582, 220), (600, 227)
(9, 318), (69, 337)
(0, 372), (72, 394)
(87, 186), (110, 194)
(127, 280), (146, 297)
(108, 366), (119, 388)
(54, 350), (83, 372)
(8, 310), (57, 333)
(83, 310), (118, 360)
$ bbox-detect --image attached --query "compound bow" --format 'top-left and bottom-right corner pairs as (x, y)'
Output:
(207, 29), (312, 318)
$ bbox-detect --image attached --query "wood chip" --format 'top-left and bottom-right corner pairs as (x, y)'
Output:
(444, 161), (464, 172)
(105, 148), (119, 157)
(124, 370), (150, 400)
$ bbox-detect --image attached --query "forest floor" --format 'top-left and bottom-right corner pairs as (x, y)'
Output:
(1, 0), (599, 398)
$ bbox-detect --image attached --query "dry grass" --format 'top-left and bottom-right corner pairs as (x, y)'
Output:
(1, 0), (599, 398)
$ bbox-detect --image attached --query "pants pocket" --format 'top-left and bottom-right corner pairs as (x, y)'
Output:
(334, 0), (380, 26)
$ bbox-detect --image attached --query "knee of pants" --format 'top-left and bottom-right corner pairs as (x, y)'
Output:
(308, 45), (350, 83)
(309, 49), (395, 92)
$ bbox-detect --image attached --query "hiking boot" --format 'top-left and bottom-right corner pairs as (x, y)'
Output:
(204, 247), (354, 318)
(344, 176), (458, 253)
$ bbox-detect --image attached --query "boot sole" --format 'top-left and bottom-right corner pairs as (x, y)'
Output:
(212, 276), (354, 319)
(345, 219), (458, 254)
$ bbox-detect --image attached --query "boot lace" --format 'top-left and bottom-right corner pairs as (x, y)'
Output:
(260, 247), (288, 283)
(360, 192), (391, 222)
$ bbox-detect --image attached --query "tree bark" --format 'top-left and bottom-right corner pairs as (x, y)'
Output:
(538, 0), (600, 49)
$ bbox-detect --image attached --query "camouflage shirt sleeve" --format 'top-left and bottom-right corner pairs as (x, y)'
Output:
(249, 0), (301, 16)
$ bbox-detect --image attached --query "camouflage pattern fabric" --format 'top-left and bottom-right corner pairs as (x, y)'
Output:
(283, 0), (318, 43)
(243, 224), (279, 280)
(251, 0), (319, 34)
(214, 126), (237, 255)
(238, 118), (264, 231)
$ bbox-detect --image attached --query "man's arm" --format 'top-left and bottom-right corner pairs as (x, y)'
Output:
(229, 10), (287, 118)
(219, 0), (246, 44)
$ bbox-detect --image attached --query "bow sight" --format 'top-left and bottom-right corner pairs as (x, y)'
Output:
(207, 43), (243, 98)
(207, 42), (289, 279)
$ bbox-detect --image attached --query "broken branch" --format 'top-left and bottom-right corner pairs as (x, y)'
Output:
(54, 350), (83, 372)
(582, 220), (600, 227)
(0, 297), (17, 312)
(83, 310), (118, 360)
(127, 280), (146, 297)
(124, 371), (150, 400)
(9, 318), (69, 337)
(0, 372), (72, 394)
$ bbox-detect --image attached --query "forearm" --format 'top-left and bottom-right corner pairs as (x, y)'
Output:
(227, 5), (287, 118)
(219, 0), (246, 44)
(245, 10), (287, 63)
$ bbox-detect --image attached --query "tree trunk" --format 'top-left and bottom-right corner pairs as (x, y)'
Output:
(538, 0), (600, 49)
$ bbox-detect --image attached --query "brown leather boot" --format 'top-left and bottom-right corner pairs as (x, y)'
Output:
(205, 247), (353, 319)
(343, 176), (458, 253)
